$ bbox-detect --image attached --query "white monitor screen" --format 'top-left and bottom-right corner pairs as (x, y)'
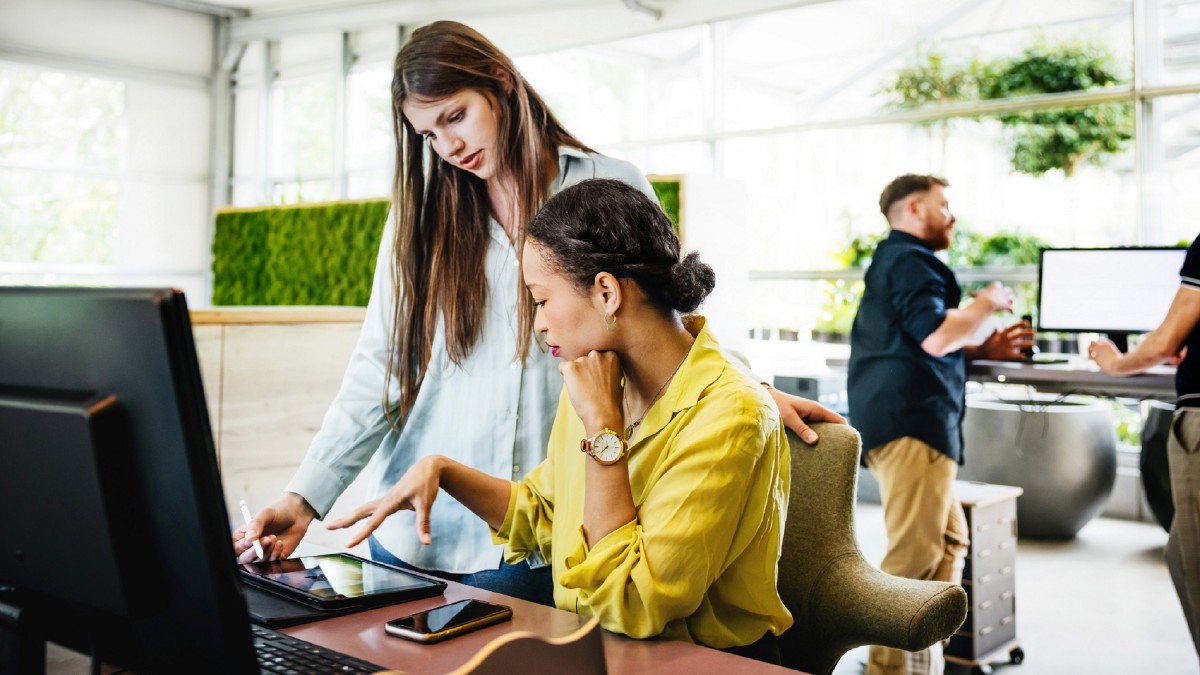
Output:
(1038, 247), (1186, 333)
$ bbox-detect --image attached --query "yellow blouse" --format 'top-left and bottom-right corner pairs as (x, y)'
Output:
(493, 317), (793, 648)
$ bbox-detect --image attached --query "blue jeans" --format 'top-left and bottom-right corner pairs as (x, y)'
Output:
(368, 537), (555, 607)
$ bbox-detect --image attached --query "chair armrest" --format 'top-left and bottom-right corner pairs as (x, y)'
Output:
(808, 554), (967, 652)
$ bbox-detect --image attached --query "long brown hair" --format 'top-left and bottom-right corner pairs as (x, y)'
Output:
(385, 20), (587, 427)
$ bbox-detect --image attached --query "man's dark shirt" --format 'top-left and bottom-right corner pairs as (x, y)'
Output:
(1177, 235), (1200, 408)
(848, 229), (966, 464)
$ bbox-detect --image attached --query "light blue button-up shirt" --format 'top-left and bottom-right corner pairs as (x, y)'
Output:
(286, 148), (655, 573)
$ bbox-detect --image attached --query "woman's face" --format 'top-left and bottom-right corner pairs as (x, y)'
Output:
(522, 241), (614, 361)
(402, 88), (501, 181)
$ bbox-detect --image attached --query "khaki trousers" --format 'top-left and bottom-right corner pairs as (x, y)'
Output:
(864, 437), (970, 675)
(1167, 409), (1200, 663)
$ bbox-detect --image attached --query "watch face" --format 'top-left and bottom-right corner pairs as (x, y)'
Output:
(593, 432), (624, 463)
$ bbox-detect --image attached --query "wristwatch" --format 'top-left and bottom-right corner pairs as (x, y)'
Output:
(580, 428), (628, 465)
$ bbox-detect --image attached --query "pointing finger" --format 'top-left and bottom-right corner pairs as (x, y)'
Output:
(416, 500), (433, 545)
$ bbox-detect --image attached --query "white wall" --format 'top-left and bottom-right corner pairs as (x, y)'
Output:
(1, 0), (216, 303)
(0, 0), (214, 77)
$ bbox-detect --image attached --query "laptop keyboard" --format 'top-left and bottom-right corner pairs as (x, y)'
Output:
(252, 624), (386, 674)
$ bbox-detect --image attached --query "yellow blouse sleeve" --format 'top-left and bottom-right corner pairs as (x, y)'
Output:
(557, 393), (783, 640)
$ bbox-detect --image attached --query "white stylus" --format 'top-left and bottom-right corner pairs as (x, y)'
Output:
(239, 499), (265, 560)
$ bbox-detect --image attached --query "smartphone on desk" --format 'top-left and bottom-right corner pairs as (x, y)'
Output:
(386, 599), (513, 643)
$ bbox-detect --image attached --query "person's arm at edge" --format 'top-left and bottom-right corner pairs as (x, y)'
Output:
(922, 282), (1010, 358)
(1091, 286), (1200, 376)
(765, 387), (846, 444)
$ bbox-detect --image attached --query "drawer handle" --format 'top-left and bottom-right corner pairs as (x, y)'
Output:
(979, 549), (992, 558)
(980, 574), (993, 583)
(1000, 565), (1013, 576)
(980, 626), (994, 635)
(980, 600), (993, 610)
(1001, 616), (1014, 625)
(1001, 591), (1014, 600)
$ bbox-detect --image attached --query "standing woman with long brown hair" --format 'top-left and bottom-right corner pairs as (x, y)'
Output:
(234, 20), (841, 605)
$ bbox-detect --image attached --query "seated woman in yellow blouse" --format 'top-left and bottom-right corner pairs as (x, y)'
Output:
(329, 178), (792, 659)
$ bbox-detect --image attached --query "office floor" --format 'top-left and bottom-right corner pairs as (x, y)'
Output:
(835, 503), (1199, 675)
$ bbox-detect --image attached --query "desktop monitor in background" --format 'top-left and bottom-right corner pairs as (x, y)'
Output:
(1037, 247), (1187, 352)
(0, 288), (258, 673)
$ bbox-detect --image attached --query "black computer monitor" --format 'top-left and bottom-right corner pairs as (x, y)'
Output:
(1037, 247), (1187, 352)
(0, 288), (258, 672)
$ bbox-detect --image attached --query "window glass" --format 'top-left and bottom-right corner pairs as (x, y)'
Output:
(1153, 92), (1200, 245)
(347, 172), (390, 200)
(0, 62), (125, 266)
(0, 170), (119, 264)
(518, 25), (705, 146)
(625, 142), (713, 177)
(271, 178), (335, 205)
(271, 77), (335, 182)
(1155, 0), (1200, 86)
(724, 104), (1136, 276)
(346, 64), (393, 176)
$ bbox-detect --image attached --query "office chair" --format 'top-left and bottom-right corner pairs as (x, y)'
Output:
(777, 423), (968, 675)
(446, 617), (606, 675)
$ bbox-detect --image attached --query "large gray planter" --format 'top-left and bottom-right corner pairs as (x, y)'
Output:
(959, 394), (1117, 540)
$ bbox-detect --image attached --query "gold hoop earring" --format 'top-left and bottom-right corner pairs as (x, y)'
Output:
(604, 312), (617, 333)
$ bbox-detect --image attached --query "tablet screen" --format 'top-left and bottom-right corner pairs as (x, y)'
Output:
(240, 553), (439, 602)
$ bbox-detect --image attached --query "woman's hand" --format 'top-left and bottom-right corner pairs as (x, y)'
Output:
(559, 350), (625, 435)
(232, 492), (316, 563)
(326, 456), (445, 548)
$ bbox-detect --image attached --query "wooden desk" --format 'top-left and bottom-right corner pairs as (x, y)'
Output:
(967, 359), (1175, 400)
(281, 579), (796, 674)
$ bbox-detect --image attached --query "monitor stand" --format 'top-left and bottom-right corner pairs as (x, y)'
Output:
(0, 596), (46, 675)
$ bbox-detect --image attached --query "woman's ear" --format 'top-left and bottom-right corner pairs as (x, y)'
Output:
(592, 272), (623, 315)
(493, 67), (515, 96)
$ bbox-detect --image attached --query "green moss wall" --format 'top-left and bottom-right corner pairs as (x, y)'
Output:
(211, 199), (390, 306)
(211, 180), (681, 306)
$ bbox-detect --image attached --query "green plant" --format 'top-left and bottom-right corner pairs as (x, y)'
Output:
(1114, 402), (1142, 447)
(945, 228), (987, 268)
(977, 231), (1051, 266)
(814, 279), (864, 337)
(883, 50), (978, 110)
(952, 229), (1048, 317)
(883, 50), (979, 168)
(884, 40), (1133, 177)
(978, 42), (1133, 177)
(651, 180), (681, 235)
(832, 231), (883, 269)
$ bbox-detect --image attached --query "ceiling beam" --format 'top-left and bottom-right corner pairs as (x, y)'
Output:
(227, 0), (838, 51)
(133, 0), (249, 19)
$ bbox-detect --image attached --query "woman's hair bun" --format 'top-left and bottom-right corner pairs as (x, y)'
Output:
(528, 179), (716, 315)
(666, 251), (715, 313)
